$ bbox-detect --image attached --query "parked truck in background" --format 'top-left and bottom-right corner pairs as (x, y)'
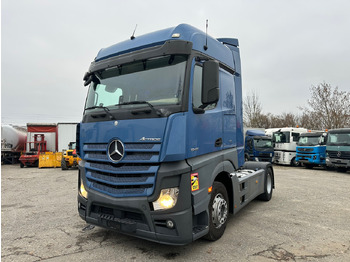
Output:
(77, 24), (274, 245)
(326, 128), (350, 172)
(296, 131), (327, 168)
(1, 125), (27, 164)
(244, 130), (273, 162)
(269, 127), (308, 166)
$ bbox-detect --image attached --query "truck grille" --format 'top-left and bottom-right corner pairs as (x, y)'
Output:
(83, 142), (161, 197)
(327, 151), (350, 160)
(258, 153), (271, 157)
(298, 148), (313, 152)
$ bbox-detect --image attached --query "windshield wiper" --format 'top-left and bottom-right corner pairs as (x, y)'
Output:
(118, 101), (163, 117)
(85, 106), (116, 120)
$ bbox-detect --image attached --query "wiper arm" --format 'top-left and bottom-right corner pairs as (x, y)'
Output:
(85, 106), (116, 120)
(118, 101), (163, 117)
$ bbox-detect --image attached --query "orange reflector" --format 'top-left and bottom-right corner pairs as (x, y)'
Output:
(256, 180), (258, 184)
(208, 186), (212, 193)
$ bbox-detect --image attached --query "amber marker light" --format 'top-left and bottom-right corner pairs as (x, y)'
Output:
(208, 186), (212, 193)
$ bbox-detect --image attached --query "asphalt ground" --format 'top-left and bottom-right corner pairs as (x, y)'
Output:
(1, 164), (350, 262)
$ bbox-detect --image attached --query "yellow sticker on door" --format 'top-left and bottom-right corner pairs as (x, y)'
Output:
(191, 173), (199, 191)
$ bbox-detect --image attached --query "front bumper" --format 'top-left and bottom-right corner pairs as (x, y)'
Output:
(326, 157), (350, 168)
(297, 155), (325, 165)
(78, 193), (193, 245)
(77, 161), (205, 245)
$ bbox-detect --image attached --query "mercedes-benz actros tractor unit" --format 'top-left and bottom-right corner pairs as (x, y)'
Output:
(77, 24), (274, 245)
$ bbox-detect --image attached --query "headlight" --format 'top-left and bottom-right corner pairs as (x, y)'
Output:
(79, 179), (88, 199)
(153, 187), (179, 211)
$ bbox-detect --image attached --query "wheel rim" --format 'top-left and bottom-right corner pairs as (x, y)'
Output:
(212, 193), (228, 228)
(266, 173), (272, 194)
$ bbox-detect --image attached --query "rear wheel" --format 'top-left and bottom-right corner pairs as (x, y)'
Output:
(257, 168), (273, 201)
(205, 182), (229, 241)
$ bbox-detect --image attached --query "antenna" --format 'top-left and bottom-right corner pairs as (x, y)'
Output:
(130, 24), (138, 40)
(203, 20), (208, 51)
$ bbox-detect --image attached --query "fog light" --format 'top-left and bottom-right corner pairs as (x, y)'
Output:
(79, 179), (88, 199)
(166, 220), (175, 229)
(153, 187), (179, 211)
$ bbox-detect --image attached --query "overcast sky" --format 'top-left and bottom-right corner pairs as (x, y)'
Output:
(2, 0), (350, 126)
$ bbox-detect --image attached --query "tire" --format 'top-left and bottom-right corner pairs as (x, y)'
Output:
(61, 159), (68, 170)
(257, 168), (273, 201)
(305, 164), (314, 169)
(205, 181), (229, 241)
(336, 167), (347, 173)
(291, 157), (299, 167)
(20, 162), (24, 168)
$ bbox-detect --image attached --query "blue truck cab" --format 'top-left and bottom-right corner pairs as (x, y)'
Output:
(296, 131), (327, 168)
(244, 130), (274, 162)
(77, 24), (274, 245)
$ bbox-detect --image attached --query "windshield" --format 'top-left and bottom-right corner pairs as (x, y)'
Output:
(273, 132), (290, 143)
(85, 55), (187, 110)
(327, 132), (350, 146)
(254, 138), (273, 148)
(298, 136), (321, 146)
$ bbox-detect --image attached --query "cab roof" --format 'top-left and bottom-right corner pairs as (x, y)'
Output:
(95, 24), (238, 70)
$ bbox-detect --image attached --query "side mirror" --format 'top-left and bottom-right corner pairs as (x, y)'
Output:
(83, 72), (92, 86)
(202, 60), (219, 104)
(83, 72), (100, 87)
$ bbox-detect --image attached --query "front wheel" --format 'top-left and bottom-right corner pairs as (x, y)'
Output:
(336, 167), (347, 173)
(61, 158), (68, 170)
(205, 181), (229, 241)
(305, 163), (314, 169)
(291, 157), (299, 167)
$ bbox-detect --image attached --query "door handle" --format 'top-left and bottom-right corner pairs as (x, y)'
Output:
(215, 138), (223, 147)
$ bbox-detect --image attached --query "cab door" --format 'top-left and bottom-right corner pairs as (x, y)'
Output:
(186, 61), (222, 159)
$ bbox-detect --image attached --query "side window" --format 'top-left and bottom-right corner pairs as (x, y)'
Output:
(192, 65), (203, 109)
(292, 132), (300, 142)
(192, 64), (218, 111)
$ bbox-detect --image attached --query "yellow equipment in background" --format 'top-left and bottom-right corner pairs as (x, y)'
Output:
(38, 152), (62, 168)
(61, 142), (81, 170)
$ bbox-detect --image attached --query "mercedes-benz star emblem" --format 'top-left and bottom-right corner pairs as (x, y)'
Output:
(108, 140), (125, 163)
(337, 151), (342, 158)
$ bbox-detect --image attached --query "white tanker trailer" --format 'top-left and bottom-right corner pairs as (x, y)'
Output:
(1, 125), (27, 164)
